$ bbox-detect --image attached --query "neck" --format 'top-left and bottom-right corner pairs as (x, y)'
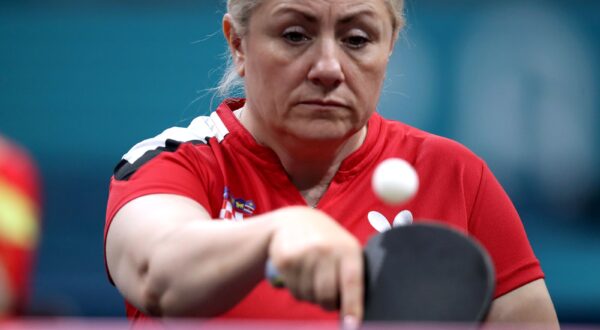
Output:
(274, 128), (366, 190)
(236, 104), (367, 196)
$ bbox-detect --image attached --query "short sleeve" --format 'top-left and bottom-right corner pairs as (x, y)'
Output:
(468, 163), (544, 298)
(105, 142), (217, 227)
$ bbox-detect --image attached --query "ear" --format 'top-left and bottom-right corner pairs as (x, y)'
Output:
(223, 14), (246, 77)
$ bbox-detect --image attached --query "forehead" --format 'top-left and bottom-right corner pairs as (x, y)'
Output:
(259, 0), (390, 20)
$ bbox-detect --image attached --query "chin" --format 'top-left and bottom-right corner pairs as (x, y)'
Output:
(286, 119), (357, 142)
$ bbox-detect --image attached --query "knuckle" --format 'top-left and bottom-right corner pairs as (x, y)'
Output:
(342, 270), (361, 288)
(310, 241), (332, 255)
(275, 255), (296, 273)
(341, 258), (363, 288)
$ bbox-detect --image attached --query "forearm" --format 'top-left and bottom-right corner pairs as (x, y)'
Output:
(486, 279), (559, 328)
(140, 218), (278, 317)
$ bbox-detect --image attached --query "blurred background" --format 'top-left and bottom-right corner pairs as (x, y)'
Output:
(0, 0), (598, 323)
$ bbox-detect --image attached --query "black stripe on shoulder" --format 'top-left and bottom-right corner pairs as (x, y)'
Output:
(113, 139), (206, 181)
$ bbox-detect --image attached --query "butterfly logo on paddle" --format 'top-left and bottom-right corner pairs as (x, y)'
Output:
(368, 210), (413, 233)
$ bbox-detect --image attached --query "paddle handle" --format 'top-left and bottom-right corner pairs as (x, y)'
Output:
(265, 259), (285, 288)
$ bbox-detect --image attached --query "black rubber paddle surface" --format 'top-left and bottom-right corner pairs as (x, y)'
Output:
(363, 222), (495, 322)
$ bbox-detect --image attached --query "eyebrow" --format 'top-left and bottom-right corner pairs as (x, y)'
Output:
(339, 9), (378, 24)
(338, 2), (380, 24)
(271, 6), (318, 23)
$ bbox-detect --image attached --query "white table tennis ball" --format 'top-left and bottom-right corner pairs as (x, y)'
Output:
(372, 158), (419, 205)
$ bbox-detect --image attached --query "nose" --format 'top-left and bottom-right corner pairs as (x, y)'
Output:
(307, 39), (345, 90)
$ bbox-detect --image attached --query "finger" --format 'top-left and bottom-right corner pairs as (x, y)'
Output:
(314, 255), (339, 311)
(295, 251), (317, 302)
(273, 254), (301, 297)
(339, 249), (364, 323)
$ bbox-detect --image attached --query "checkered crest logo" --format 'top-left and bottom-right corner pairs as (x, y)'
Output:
(218, 187), (256, 221)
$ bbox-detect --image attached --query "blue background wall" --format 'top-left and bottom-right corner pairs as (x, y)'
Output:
(1, 0), (598, 323)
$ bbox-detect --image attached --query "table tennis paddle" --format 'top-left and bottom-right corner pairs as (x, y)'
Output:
(266, 222), (495, 323)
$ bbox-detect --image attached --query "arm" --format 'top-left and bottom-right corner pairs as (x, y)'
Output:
(465, 164), (557, 326)
(105, 194), (363, 319)
(106, 193), (276, 317)
(486, 279), (559, 327)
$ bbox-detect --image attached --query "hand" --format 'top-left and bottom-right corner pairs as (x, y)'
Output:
(268, 206), (363, 322)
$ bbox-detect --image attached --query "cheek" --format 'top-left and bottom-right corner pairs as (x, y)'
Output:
(245, 55), (309, 119)
(246, 35), (297, 76)
(246, 43), (299, 91)
(244, 52), (281, 109)
(353, 56), (389, 106)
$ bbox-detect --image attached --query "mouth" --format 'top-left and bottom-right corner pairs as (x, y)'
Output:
(298, 99), (349, 109)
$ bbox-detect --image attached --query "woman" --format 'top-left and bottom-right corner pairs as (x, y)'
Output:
(105, 0), (558, 327)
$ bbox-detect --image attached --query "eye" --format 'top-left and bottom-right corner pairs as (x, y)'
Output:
(342, 29), (371, 49)
(343, 35), (370, 49)
(282, 27), (310, 44)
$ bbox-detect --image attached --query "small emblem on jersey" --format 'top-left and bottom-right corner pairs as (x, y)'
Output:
(367, 210), (413, 233)
(219, 187), (256, 221)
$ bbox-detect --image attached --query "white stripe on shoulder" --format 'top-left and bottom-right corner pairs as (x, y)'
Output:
(192, 111), (229, 142)
(122, 111), (229, 163)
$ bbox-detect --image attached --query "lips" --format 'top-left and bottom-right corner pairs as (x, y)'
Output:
(298, 99), (349, 108)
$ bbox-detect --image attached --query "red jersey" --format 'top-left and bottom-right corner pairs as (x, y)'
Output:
(0, 137), (41, 316)
(105, 99), (543, 320)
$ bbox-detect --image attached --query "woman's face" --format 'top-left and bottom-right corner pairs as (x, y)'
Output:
(235, 0), (395, 142)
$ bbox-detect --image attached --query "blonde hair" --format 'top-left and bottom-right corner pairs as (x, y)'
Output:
(217, 0), (405, 97)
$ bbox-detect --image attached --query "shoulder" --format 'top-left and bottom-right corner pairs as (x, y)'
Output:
(378, 116), (484, 170)
(114, 111), (229, 181)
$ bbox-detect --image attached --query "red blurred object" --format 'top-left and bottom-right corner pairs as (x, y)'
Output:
(0, 136), (42, 316)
